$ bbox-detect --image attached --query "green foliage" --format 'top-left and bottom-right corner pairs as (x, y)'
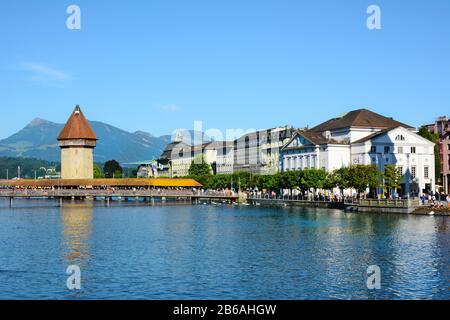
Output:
(186, 164), (385, 199)
(383, 164), (402, 196)
(104, 160), (122, 178)
(188, 155), (212, 176)
(206, 174), (231, 189)
(231, 171), (253, 190)
(300, 168), (328, 190)
(93, 164), (104, 179)
(255, 174), (281, 190)
(0, 157), (59, 179)
(418, 125), (441, 182)
(418, 126), (439, 143)
(346, 165), (381, 194)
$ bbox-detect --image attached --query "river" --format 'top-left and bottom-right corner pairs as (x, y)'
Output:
(0, 199), (448, 299)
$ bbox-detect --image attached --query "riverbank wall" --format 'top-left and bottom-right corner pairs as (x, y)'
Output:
(248, 198), (346, 210)
(248, 198), (427, 214)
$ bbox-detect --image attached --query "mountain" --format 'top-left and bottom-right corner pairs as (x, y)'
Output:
(0, 118), (172, 163)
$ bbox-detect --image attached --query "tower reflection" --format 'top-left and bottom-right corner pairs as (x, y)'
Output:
(61, 201), (93, 265)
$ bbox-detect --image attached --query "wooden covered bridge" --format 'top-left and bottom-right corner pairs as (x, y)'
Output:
(0, 178), (239, 207)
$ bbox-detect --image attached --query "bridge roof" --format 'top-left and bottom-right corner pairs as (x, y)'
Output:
(0, 178), (202, 188)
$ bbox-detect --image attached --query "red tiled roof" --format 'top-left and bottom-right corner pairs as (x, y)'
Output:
(57, 106), (97, 141)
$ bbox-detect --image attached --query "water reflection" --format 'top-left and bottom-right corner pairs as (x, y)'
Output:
(0, 201), (448, 299)
(61, 201), (93, 266)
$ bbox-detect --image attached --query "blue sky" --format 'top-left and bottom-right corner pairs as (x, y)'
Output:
(0, 0), (449, 139)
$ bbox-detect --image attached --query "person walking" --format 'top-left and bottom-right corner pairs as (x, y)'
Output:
(421, 193), (427, 205)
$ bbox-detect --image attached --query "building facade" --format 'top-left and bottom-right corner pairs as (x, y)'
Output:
(440, 131), (450, 193)
(281, 109), (435, 197)
(158, 127), (294, 177)
(57, 106), (97, 179)
(158, 140), (234, 177)
(427, 116), (450, 193)
(233, 126), (294, 174)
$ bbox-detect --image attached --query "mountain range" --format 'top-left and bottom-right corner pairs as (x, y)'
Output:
(0, 118), (173, 163)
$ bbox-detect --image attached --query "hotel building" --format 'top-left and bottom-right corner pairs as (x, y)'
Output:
(280, 109), (436, 197)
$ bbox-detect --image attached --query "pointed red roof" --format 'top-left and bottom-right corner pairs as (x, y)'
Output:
(57, 106), (97, 141)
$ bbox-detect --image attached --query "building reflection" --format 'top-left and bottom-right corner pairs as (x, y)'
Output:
(61, 201), (93, 265)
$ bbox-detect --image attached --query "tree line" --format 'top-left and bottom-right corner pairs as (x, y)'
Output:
(0, 157), (60, 179)
(188, 156), (404, 198)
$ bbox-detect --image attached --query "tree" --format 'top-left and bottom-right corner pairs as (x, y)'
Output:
(231, 171), (252, 190)
(418, 125), (441, 182)
(206, 174), (230, 189)
(279, 171), (299, 190)
(300, 169), (328, 191)
(256, 174), (280, 191)
(188, 155), (212, 176)
(104, 160), (122, 178)
(345, 165), (381, 198)
(383, 164), (402, 197)
(93, 164), (104, 179)
(333, 167), (351, 190)
(0, 157), (59, 179)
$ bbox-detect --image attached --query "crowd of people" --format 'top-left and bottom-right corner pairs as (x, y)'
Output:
(421, 192), (450, 209)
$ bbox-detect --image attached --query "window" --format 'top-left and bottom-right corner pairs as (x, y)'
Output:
(424, 166), (429, 179)
(398, 147), (403, 154)
(370, 146), (377, 153)
(411, 147), (416, 154)
(411, 166), (416, 179)
(384, 146), (390, 153)
(398, 166), (403, 176)
(395, 135), (405, 141)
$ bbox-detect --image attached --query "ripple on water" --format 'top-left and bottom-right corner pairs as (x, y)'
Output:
(0, 200), (449, 299)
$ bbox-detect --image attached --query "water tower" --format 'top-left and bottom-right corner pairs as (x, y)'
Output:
(57, 106), (97, 179)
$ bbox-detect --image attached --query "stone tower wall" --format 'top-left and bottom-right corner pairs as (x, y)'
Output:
(61, 147), (94, 179)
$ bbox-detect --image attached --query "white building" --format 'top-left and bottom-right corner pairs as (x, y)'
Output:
(281, 109), (435, 197)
